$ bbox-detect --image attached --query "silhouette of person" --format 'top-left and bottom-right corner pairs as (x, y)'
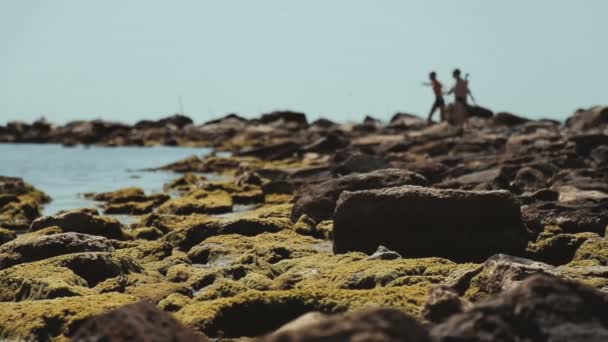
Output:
(446, 68), (473, 126)
(423, 71), (446, 124)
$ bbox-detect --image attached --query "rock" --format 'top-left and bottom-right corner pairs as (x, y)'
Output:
(365, 245), (402, 261)
(0, 232), (115, 269)
(389, 113), (426, 130)
(565, 106), (608, 131)
(260, 111), (308, 126)
(422, 285), (470, 323)
(30, 210), (127, 240)
(492, 112), (530, 126)
(291, 169), (428, 222)
(157, 190), (233, 215)
(175, 286), (431, 339)
(237, 141), (302, 160)
(332, 152), (390, 175)
(333, 186), (528, 262)
(261, 307), (431, 342)
(301, 132), (350, 154)
(571, 238), (608, 265)
(570, 133), (608, 155)
(0, 176), (50, 230)
(0, 227), (17, 245)
(432, 275), (608, 342)
(467, 105), (494, 119)
(0, 293), (139, 341)
(526, 231), (597, 265)
(443, 254), (560, 301)
(134, 114), (193, 130)
(71, 301), (208, 342)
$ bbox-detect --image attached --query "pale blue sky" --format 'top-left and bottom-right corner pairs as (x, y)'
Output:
(1, 1), (606, 124)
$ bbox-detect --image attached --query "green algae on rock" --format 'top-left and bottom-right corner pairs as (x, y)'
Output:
(0, 292), (139, 341)
(30, 210), (129, 240)
(175, 285), (430, 338)
(0, 176), (50, 230)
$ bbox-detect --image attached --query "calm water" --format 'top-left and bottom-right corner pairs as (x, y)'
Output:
(0, 143), (212, 216)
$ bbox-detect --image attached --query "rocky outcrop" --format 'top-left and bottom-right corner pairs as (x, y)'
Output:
(333, 186), (528, 261)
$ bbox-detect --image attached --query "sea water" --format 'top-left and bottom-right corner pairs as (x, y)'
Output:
(0, 143), (212, 216)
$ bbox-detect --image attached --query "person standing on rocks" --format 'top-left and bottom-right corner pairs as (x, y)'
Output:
(446, 68), (473, 126)
(423, 71), (446, 124)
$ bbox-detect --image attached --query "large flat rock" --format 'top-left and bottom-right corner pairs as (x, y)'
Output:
(333, 185), (528, 262)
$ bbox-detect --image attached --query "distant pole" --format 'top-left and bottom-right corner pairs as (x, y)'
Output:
(178, 95), (185, 114)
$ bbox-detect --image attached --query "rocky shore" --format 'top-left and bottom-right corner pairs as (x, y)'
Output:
(1, 105), (608, 341)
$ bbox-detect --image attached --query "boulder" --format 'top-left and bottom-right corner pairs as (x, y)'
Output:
(0, 232), (114, 269)
(261, 307), (430, 342)
(432, 275), (608, 342)
(71, 301), (208, 342)
(291, 169), (428, 222)
(30, 211), (127, 240)
(333, 186), (528, 261)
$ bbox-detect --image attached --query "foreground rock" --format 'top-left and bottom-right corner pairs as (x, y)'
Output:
(291, 169), (428, 222)
(71, 301), (208, 342)
(432, 275), (608, 341)
(261, 307), (430, 342)
(333, 185), (528, 261)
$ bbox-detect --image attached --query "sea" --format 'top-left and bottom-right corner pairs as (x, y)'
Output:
(0, 143), (213, 217)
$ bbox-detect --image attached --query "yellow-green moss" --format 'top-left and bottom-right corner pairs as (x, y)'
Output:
(0, 263), (93, 301)
(175, 285), (430, 338)
(158, 293), (194, 312)
(571, 238), (608, 265)
(0, 293), (139, 341)
(157, 190), (233, 215)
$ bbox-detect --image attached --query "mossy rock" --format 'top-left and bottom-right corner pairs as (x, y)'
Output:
(0, 232), (115, 270)
(135, 213), (212, 233)
(113, 240), (173, 264)
(132, 226), (165, 240)
(158, 293), (194, 312)
(43, 252), (143, 287)
(187, 230), (326, 268)
(164, 173), (208, 193)
(0, 177), (50, 230)
(571, 238), (608, 265)
(0, 292), (139, 341)
(526, 231), (598, 265)
(88, 187), (145, 202)
(30, 211), (129, 240)
(271, 254), (458, 291)
(157, 190), (233, 215)
(162, 210), (293, 251)
(0, 263), (94, 301)
(201, 181), (265, 205)
(175, 285), (429, 338)
(0, 227), (17, 245)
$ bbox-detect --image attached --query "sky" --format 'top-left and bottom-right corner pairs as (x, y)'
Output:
(1, 0), (606, 124)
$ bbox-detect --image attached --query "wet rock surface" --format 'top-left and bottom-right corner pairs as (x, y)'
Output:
(2, 106), (608, 340)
